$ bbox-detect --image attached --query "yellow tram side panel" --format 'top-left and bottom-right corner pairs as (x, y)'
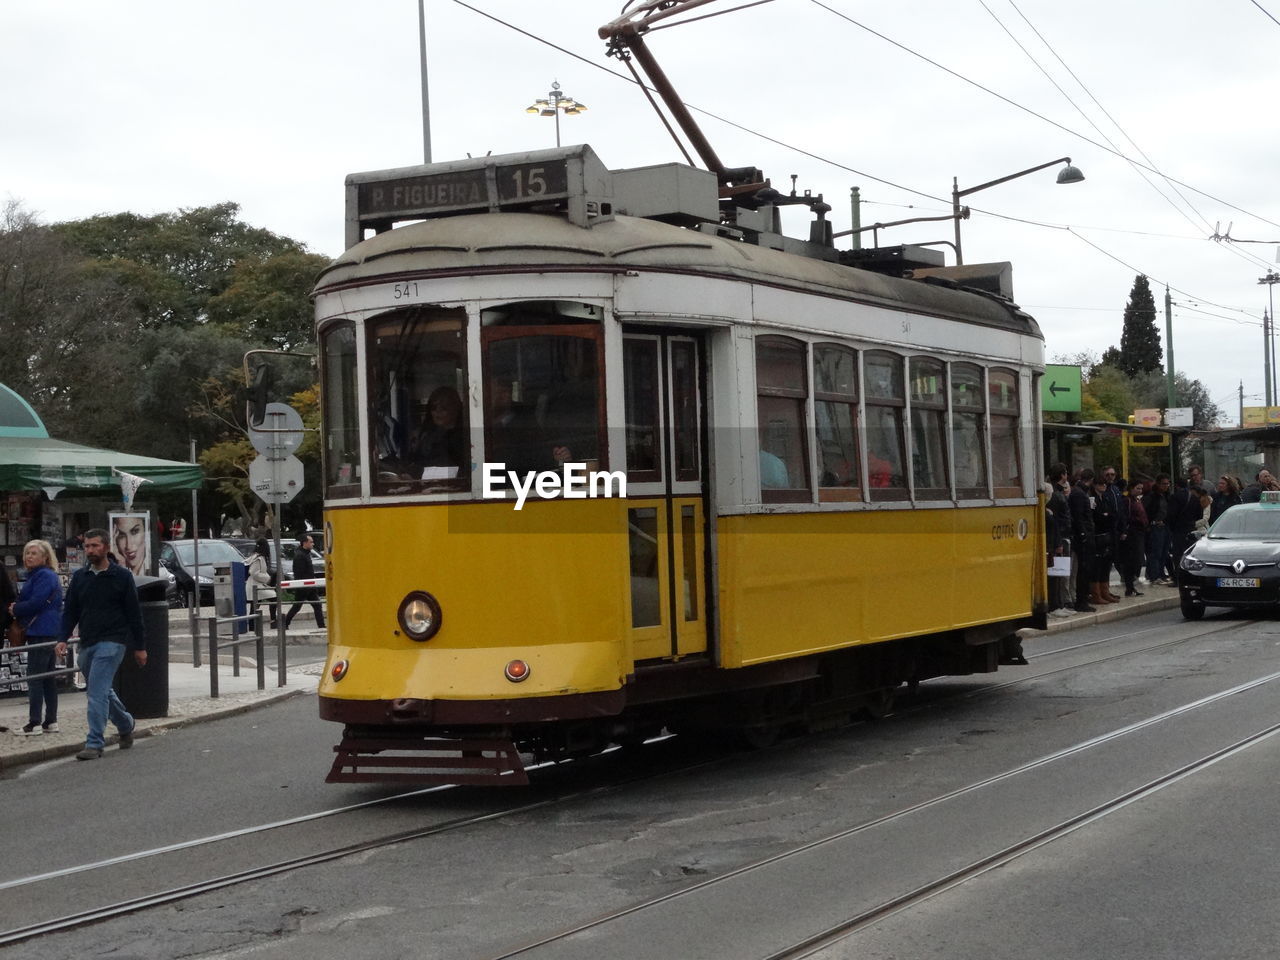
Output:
(320, 499), (631, 702)
(716, 505), (1043, 669)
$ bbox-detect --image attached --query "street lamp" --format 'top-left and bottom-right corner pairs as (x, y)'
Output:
(951, 157), (1085, 264)
(525, 80), (587, 148)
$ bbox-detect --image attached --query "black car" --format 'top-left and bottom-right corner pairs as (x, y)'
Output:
(1178, 503), (1280, 619)
(159, 539), (248, 608)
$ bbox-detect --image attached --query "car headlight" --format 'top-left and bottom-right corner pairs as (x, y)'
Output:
(1181, 556), (1205, 572)
(398, 591), (442, 642)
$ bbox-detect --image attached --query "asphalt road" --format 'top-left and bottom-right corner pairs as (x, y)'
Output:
(4, 607), (1279, 960)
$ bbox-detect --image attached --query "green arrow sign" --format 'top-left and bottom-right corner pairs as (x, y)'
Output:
(1041, 364), (1082, 413)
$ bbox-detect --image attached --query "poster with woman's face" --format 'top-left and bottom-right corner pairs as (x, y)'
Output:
(108, 512), (150, 577)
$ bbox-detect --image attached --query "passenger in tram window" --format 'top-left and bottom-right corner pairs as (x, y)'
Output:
(413, 386), (467, 478)
(487, 379), (549, 478)
(759, 448), (790, 489)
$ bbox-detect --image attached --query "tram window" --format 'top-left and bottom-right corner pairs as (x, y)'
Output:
(367, 307), (469, 495)
(623, 338), (662, 482)
(989, 368), (1021, 496)
(482, 303), (604, 480)
(628, 507), (661, 628)
(910, 357), (949, 500)
(813, 344), (861, 502)
(951, 362), (989, 498)
(864, 351), (908, 499)
(321, 321), (360, 498)
(670, 340), (700, 482)
(755, 336), (811, 502)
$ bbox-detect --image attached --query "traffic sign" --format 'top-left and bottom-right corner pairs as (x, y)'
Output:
(1041, 364), (1082, 413)
(248, 403), (305, 457)
(249, 454), (305, 504)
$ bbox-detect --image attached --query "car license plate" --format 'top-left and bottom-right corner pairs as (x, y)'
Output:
(1216, 577), (1261, 588)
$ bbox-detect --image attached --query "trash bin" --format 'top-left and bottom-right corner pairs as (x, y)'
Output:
(114, 575), (169, 719)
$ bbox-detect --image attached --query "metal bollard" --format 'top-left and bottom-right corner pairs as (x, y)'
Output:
(255, 612), (265, 690)
(207, 616), (219, 698)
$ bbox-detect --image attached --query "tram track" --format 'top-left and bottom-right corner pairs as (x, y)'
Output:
(482, 666), (1280, 959)
(0, 614), (1263, 950)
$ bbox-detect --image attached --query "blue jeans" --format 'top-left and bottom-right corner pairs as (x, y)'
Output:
(77, 641), (134, 750)
(24, 638), (58, 727)
(1146, 524), (1172, 581)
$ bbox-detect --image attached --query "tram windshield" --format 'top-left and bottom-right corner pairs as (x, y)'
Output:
(367, 306), (470, 494)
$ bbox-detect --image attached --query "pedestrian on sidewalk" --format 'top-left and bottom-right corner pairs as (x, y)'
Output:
(282, 533), (325, 630)
(58, 528), (146, 761)
(246, 538), (277, 628)
(9, 540), (65, 736)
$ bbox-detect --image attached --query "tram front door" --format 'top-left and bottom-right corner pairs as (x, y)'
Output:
(622, 332), (709, 662)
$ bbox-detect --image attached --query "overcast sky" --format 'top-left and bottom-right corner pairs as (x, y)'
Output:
(5, 1), (1279, 424)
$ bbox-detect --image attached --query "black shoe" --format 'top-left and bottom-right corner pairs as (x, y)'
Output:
(1076, 603), (1097, 613)
(119, 726), (134, 750)
(1125, 589), (1144, 597)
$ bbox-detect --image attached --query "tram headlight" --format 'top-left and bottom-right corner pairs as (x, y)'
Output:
(398, 591), (442, 641)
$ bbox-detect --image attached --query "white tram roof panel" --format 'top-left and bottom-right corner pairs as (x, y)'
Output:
(316, 210), (1040, 338)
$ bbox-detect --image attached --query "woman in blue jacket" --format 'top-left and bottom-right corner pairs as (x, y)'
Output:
(9, 540), (64, 735)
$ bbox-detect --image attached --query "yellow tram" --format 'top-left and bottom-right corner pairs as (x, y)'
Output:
(314, 145), (1047, 784)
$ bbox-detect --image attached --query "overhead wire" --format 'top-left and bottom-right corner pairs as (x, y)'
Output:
(1000, 0), (1216, 235)
(805, 0), (1280, 232)
(1250, 0), (1280, 28)
(981, 0), (1212, 241)
(448, 0), (1273, 303)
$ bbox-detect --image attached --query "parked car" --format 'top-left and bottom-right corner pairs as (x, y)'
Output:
(1178, 502), (1280, 619)
(159, 538), (248, 608)
(225, 537), (325, 583)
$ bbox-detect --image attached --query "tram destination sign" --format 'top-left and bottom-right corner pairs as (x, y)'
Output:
(357, 159), (570, 220)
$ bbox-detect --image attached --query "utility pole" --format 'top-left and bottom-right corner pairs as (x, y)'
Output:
(1239, 380), (1245, 427)
(1164, 286), (1175, 409)
(419, 0), (432, 163)
(1260, 271), (1279, 406)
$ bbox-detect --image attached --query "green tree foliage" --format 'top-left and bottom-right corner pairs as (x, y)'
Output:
(52, 203), (305, 328)
(1115, 275), (1163, 377)
(207, 250), (330, 350)
(1, 201), (329, 531)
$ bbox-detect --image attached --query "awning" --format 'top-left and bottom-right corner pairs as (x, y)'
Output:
(0, 436), (203, 498)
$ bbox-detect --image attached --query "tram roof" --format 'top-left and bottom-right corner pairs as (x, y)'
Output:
(315, 212), (1040, 337)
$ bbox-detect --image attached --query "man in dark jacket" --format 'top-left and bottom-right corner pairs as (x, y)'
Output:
(1142, 474), (1173, 584)
(283, 533), (326, 630)
(58, 528), (146, 760)
(1068, 469), (1097, 612)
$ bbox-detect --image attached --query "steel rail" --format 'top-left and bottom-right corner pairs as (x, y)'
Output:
(768, 719), (1280, 960)
(483, 667), (1280, 959)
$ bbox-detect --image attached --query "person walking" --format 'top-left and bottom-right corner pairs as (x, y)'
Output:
(57, 528), (146, 760)
(282, 533), (326, 630)
(9, 540), (65, 736)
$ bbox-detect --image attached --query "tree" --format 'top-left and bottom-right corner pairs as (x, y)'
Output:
(1115, 275), (1163, 377)
(1131, 369), (1222, 429)
(53, 203), (306, 329)
(207, 250), (330, 350)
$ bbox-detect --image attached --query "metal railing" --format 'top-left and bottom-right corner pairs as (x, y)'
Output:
(204, 611), (266, 697)
(0, 637), (79, 690)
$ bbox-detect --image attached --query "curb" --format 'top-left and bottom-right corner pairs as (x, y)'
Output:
(1019, 590), (1181, 638)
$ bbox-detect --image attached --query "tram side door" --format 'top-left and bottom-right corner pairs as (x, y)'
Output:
(622, 332), (709, 662)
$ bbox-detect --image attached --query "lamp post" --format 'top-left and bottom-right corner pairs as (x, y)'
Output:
(951, 157), (1085, 265)
(525, 81), (587, 148)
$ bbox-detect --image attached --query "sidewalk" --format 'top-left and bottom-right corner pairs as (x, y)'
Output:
(1021, 577), (1182, 637)
(0, 614), (324, 771)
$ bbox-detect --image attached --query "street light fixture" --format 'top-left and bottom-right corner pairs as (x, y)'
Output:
(525, 80), (587, 148)
(951, 157), (1085, 265)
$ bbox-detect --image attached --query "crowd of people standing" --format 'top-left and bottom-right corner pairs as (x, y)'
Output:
(1044, 463), (1279, 617)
